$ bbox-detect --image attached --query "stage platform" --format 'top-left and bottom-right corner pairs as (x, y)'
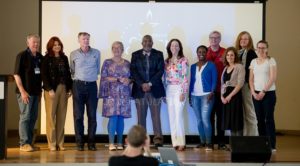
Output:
(0, 135), (299, 165)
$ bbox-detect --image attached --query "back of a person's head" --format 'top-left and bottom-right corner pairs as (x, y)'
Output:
(127, 125), (147, 148)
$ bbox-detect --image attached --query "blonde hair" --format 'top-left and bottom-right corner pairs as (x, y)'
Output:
(112, 41), (124, 52)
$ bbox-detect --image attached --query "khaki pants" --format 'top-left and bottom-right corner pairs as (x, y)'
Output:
(242, 83), (258, 136)
(44, 84), (68, 148)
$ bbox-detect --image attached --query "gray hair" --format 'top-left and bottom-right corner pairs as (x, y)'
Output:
(209, 30), (222, 39)
(26, 34), (40, 41)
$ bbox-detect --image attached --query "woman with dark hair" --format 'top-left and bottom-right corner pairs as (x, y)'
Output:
(189, 45), (217, 151)
(235, 31), (258, 136)
(164, 39), (188, 151)
(221, 47), (245, 136)
(249, 40), (277, 151)
(41, 36), (72, 151)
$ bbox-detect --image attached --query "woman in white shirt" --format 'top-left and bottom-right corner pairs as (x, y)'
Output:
(249, 40), (277, 151)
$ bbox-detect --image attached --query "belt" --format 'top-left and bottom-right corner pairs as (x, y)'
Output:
(74, 80), (96, 85)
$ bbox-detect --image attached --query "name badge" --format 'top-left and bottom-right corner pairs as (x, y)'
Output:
(34, 67), (40, 74)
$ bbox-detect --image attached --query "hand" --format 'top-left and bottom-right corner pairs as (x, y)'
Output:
(252, 91), (260, 100)
(221, 96), (227, 104)
(257, 91), (266, 100)
(180, 93), (185, 102)
(67, 91), (72, 98)
(142, 83), (151, 92)
(49, 90), (55, 99)
(162, 97), (167, 103)
(119, 77), (131, 85)
(207, 92), (214, 102)
(107, 77), (118, 82)
(21, 91), (29, 104)
(225, 95), (232, 103)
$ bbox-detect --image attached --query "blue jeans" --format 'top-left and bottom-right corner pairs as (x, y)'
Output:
(192, 94), (214, 144)
(108, 116), (124, 144)
(17, 94), (39, 146)
(72, 80), (98, 146)
(253, 91), (276, 149)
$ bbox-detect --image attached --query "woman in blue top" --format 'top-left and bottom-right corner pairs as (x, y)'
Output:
(189, 45), (217, 151)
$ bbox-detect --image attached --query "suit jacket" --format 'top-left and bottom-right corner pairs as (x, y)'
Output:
(130, 48), (166, 99)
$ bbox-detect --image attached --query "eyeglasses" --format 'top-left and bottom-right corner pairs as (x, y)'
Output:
(256, 47), (267, 50)
(209, 37), (220, 40)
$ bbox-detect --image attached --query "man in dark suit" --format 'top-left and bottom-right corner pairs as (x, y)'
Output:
(130, 35), (165, 147)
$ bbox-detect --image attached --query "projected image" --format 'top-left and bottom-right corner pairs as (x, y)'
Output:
(41, 1), (263, 135)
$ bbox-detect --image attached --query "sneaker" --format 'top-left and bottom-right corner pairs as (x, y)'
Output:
(109, 144), (116, 151)
(205, 144), (213, 151)
(117, 145), (124, 150)
(20, 144), (34, 152)
(31, 145), (40, 151)
(49, 146), (56, 151)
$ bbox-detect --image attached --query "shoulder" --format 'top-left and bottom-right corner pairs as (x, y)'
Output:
(235, 63), (244, 69)
(151, 49), (163, 55)
(124, 59), (130, 64)
(90, 48), (101, 56)
(70, 49), (80, 56)
(268, 57), (276, 65)
(108, 156), (123, 165)
(132, 49), (143, 55)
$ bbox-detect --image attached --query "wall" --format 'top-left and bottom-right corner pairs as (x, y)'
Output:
(0, 0), (299, 131)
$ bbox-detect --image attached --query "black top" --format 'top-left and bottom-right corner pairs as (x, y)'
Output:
(239, 49), (257, 83)
(130, 48), (166, 98)
(109, 155), (159, 166)
(41, 54), (72, 92)
(14, 48), (43, 95)
(223, 68), (234, 83)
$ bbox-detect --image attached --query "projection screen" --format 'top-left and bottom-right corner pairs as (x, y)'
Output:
(41, 1), (263, 135)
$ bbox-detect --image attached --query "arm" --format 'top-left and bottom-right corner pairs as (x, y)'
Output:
(208, 63), (218, 101)
(149, 52), (165, 85)
(14, 74), (29, 104)
(180, 58), (189, 101)
(130, 53), (144, 86)
(69, 52), (75, 79)
(258, 58), (277, 100)
(41, 57), (53, 91)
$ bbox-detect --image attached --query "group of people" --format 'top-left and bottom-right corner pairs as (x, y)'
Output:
(13, 30), (277, 153)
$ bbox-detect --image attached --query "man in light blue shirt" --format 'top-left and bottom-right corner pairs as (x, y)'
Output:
(70, 32), (100, 151)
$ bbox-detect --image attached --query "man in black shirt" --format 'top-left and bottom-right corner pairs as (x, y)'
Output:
(109, 125), (159, 166)
(14, 34), (43, 152)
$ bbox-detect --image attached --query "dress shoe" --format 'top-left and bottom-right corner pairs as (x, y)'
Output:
(77, 145), (84, 151)
(88, 144), (97, 151)
(218, 144), (229, 151)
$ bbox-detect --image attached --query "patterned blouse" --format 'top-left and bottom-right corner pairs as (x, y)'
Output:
(164, 57), (189, 94)
(99, 59), (131, 118)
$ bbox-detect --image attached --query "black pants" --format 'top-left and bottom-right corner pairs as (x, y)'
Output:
(253, 90), (276, 149)
(211, 92), (226, 145)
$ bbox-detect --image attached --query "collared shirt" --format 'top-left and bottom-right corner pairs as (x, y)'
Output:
(206, 46), (226, 92)
(70, 47), (101, 82)
(14, 48), (43, 95)
(143, 50), (150, 81)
